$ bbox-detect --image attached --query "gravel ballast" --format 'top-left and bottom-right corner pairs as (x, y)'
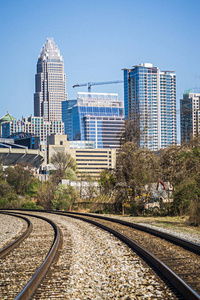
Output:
(97, 214), (200, 245)
(1, 212), (190, 299)
(0, 214), (54, 299)
(46, 214), (177, 299)
(0, 213), (26, 249)
(136, 222), (200, 245)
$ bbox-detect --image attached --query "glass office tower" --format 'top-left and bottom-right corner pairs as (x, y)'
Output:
(62, 93), (124, 149)
(34, 38), (67, 122)
(123, 63), (177, 150)
(180, 90), (200, 143)
(62, 99), (77, 137)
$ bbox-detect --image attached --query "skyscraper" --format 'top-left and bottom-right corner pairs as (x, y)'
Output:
(180, 90), (200, 143)
(123, 63), (177, 151)
(62, 92), (124, 149)
(34, 38), (67, 122)
(62, 99), (77, 137)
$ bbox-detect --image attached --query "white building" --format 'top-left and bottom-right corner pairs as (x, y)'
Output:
(0, 114), (64, 143)
(123, 63), (177, 151)
(34, 38), (67, 122)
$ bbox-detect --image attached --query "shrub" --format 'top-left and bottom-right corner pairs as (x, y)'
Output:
(0, 197), (20, 209)
(21, 200), (44, 210)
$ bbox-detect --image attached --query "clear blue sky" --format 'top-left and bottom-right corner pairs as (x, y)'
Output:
(0, 0), (200, 141)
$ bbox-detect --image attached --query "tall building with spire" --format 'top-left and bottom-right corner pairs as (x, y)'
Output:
(34, 38), (67, 122)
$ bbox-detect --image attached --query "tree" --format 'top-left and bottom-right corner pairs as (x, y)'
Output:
(119, 115), (141, 146)
(52, 184), (78, 210)
(5, 164), (36, 195)
(98, 170), (116, 198)
(114, 142), (161, 215)
(77, 174), (98, 201)
(36, 180), (57, 209)
(65, 167), (78, 181)
(116, 142), (160, 198)
(51, 151), (78, 182)
(159, 139), (200, 223)
(0, 164), (4, 181)
(0, 181), (14, 198)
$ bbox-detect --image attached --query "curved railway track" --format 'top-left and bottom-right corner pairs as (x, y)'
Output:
(0, 209), (199, 299)
(0, 212), (61, 299)
(0, 212), (32, 259)
(55, 211), (200, 300)
(8, 210), (179, 299)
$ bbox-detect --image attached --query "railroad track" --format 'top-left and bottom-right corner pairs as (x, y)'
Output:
(0, 212), (32, 259)
(13, 210), (178, 299)
(54, 211), (200, 300)
(1, 209), (199, 299)
(0, 212), (60, 299)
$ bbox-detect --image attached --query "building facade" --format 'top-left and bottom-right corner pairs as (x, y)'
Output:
(0, 115), (64, 143)
(180, 90), (200, 143)
(34, 38), (67, 122)
(47, 134), (116, 178)
(0, 112), (16, 137)
(0, 138), (44, 168)
(62, 99), (77, 137)
(123, 63), (177, 151)
(70, 140), (95, 149)
(62, 92), (124, 149)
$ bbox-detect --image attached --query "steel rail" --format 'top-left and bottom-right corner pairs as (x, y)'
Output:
(65, 211), (200, 254)
(2, 209), (199, 299)
(59, 212), (200, 300)
(0, 212), (32, 259)
(1, 212), (61, 300)
(9, 208), (199, 254)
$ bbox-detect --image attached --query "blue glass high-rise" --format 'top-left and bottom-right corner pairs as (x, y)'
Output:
(62, 92), (124, 149)
(62, 99), (77, 139)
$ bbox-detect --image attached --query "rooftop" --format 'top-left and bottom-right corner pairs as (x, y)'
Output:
(0, 141), (44, 168)
(76, 92), (123, 108)
(0, 112), (16, 125)
(77, 92), (120, 101)
(38, 38), (63, 61)
(184, 88), (200, 95)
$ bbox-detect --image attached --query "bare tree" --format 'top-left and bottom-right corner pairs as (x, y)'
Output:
(36, 180), (56, 209)
(159, 138), (200, 221)
(116, 142), (160, 199)
(51, 151), (78, 182)
(119, 114), (141, 146)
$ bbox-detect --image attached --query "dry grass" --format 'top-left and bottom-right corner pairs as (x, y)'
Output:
(112, 215), (200, 236)
(72, 208), (200, 236)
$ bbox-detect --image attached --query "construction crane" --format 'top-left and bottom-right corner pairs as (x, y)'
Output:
(72, 80), (123, 92)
